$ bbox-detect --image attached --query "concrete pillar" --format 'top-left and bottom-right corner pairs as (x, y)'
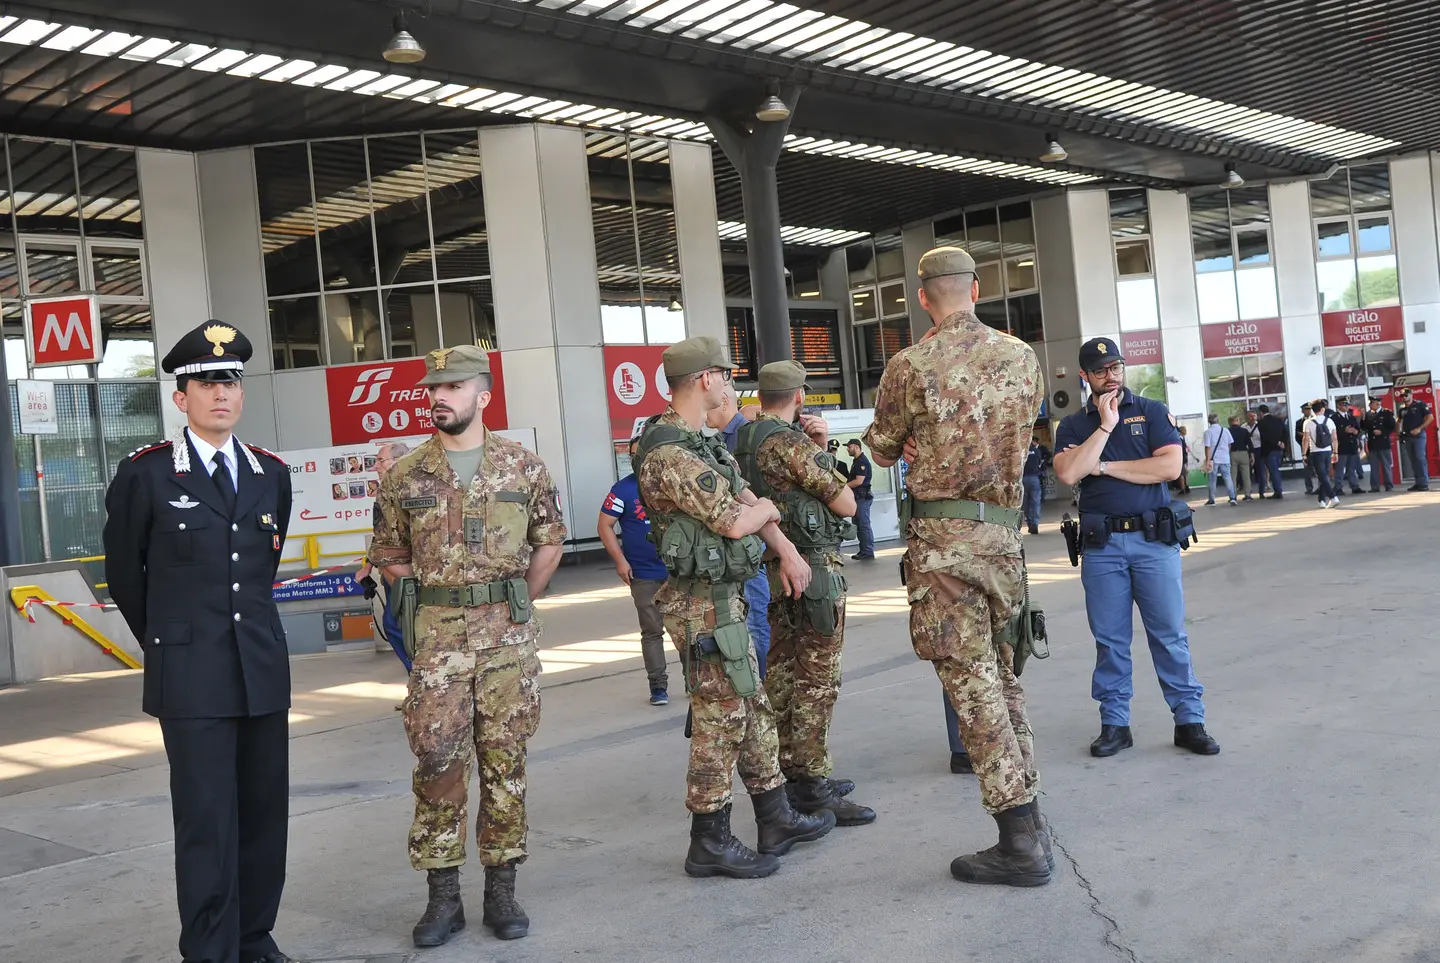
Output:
(1067, 189), (1122, 341)
(670, 140), (727, 344)
(1394, 155), (1440, 375)
(1269, 180), (1326, 409)
(481, 124), (611, 543)
(1149, 188), (1205, 417)
(900, 222), (935, 342)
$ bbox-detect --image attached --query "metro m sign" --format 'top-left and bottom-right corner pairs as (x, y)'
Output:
(27, 295), (101, 368)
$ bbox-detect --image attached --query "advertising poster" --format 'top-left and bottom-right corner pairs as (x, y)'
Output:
(325, 353), (508, 446)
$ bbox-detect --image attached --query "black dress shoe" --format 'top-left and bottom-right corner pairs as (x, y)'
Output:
(247, 953), (295, 963)
(1174, 723), (1220, 755)
(1089, 725), (1133, 757)
(950, 751), (973, 774)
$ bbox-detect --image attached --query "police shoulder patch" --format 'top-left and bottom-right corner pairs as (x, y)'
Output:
(696, 471), (718, 493)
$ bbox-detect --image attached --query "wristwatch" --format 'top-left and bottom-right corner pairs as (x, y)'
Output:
(1098, 460), (1109, 476)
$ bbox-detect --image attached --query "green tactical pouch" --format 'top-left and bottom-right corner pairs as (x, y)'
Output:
(658, 518), (701, 577)
(395, 575), (420, 661)
(722, 532), (764, 582)
(711, 620), (758, 699)
(503, 577), (532, 624)
(801, 563), (845, 637)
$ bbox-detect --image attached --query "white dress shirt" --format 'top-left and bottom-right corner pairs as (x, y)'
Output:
(187, 428), (238, 489)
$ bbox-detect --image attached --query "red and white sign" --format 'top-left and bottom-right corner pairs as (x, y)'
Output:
(1121, 330), (1163, 365)
(27, 295), (101, 368)
(325, 353), (508, 445)
(1322, 306), (1404, 347)
(1201, 317), (1283, 359)
(604, 344), (672, 439)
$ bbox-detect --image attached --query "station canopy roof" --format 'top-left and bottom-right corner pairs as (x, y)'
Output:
(1, 0), (1435, 240)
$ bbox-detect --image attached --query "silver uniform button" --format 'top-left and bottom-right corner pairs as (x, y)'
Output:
(231, 523), (239, 532)
(178, 523), (186, 531)
(231, 552), (239, 561)
(232, 583), (240, 592)
(233, 613), (241, 622)
(153, 638), (160, 644)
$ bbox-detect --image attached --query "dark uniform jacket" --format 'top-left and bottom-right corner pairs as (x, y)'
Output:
(103, 432), (293, 719)
(1362, 407), (1397, 441)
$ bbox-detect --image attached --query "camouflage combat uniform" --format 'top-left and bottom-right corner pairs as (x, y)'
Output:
(369, 431), (567, 868)
(637, 408), (785, 813)
(863, 310), (1043, 815)
(747, 413), (850, 780)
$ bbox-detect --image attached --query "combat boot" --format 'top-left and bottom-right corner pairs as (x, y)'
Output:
(790, 776), (877, 827)
(684, 805), (780, 879)
(949, 805), (1051, 887)
(482, 861), (529, 940)
(412, 867), (465, 947)
(1029, 799), (1055, 872)
(752, 785), (837, 855)
(785, 775), (855, 803)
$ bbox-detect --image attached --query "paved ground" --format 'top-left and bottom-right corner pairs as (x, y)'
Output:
(2, 490), (1438, 963)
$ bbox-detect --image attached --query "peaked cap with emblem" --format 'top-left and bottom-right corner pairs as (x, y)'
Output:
(162, 321), (251, 382)
(418, 344), (491, 385)
(1078, 337), (1124, 372)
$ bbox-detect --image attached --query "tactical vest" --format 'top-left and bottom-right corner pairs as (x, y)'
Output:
(733, 418), (853, 637)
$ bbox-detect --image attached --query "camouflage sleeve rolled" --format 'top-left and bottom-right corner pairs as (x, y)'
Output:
(368, 467), (411, 567)
(525, 454), (568, 546)
(863, 352), (912, 462)
(650, 445), (744, 534)
(762, 432), (846, 503)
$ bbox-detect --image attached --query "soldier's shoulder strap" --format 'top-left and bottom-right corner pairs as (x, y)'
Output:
(244, 443), (286, 465)
(633, 416), (691, 519)
(733, 418), (791, 495)
(128, 440), (172, 462)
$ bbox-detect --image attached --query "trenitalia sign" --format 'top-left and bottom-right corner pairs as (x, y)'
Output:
(1321, 306), (1404, 347)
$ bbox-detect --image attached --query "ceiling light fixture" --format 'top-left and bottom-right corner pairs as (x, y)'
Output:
(755, 93), (791, 122)
(668, 298), (683, 312)
(383, 13), (425, 64)
(1223, 162), (1245, 189)
(1039, 133), (1067, 163)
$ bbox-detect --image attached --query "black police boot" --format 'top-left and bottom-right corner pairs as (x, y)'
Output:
(412, 867), (465, 947)
(482, 861), (529, 940)
(790, 777), (877, 828)
(949, 805), (1051, 887)
(753, 786), (837, 855)
(684, 805), (780, 879)
(785, 775), (855, 802)
(1090, 724), (1133, 757)
(950, 751), (974, 774)
(1029, 799), (1055, 872)
(1174, 723), (1221, 755)
(249, 953), (296, 963)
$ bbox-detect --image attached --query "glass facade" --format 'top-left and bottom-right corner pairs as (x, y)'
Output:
(933, 201), (1042, 342)
(0, 136), (160, 562)
(1311, 164), (1398, 313)
(848, 232), (911, 406)
(255, 130), (495, 369)
(1191, 187), (1279, 324)
(1109, 188), (1160, 332)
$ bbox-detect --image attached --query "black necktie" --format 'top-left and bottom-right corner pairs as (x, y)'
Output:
(212, 450), (236, 515)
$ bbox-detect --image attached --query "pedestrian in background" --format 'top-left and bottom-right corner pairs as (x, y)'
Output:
(846, 439), (875, 560)
(1022, 438), (1050, 534)
(1203, 413), (1236, 506)
(1256, 404), (1288, 499)
(1244, 410), (1267, 496)
(598, 436), (671, 706)
(1398, 388), (1433, 491)
(1172, 426), (1192, 494)
(828, 438), (848, 478)
(1303, 399), (1339, 508)
(1333, 403), (1365, 495)
(1296, 402), (1315, 494)
(1362, 397), (1397, 492)
(1226, 414), (1252, 501)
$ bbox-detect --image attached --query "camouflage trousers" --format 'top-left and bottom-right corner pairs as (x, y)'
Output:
(402, 639), (542, 870)
(907, 557), (1038, 814)
(764, 593), (846, 780)
(665, 612), (785, 813)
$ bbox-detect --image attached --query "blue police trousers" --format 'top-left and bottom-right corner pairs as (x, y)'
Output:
(744, 565), (771, 678)
(1081, 532), (1205, 727)
(1022, 475), (1043, 530)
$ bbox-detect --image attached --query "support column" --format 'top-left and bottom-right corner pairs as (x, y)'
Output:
(670, 139), (727, 344)
(901, 222), (936, 342)
(1149, 189), (1204, 418)
(709, 87), (798, 366)
(819, 248), (859, 407)
(1394, 155), (1440, 375)
(1270, 180), (1326, 411)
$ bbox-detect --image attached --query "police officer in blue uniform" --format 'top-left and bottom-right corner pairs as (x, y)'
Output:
(1397, 388), (1434, 491)
(1053, 338), (1220, 759)
(1022, 439), (1050, 534)
(103, 322), (295, 963)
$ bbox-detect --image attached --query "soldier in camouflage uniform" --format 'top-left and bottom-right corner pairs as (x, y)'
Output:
(863, 247), (1052, 888)
(369, 346), (567, 944)
(734, 360), (876, 827)
(635, 337), (836, 879)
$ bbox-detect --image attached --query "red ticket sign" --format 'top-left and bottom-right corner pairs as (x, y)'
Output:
(1322, 306), (1404, 346)
(1201, 317), (1283, 358)
(326, 353), (507, 444)
(604, 344), (673, 439)
(1122, 330), (1163, 365)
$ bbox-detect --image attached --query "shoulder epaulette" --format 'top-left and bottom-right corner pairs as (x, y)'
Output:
(245, 443), (285, 464)
(128, 441), (172, 461)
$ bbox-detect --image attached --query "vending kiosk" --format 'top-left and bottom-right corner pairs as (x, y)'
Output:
(1381, 372), (1438, 486)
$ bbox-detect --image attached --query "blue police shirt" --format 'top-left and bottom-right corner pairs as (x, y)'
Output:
(1024, 443), (1049, 477)
(1054, 388), (1182, 517)
(602, 474), (668, 581)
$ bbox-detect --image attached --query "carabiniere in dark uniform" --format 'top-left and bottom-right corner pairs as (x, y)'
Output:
(103, 321), (295, 963)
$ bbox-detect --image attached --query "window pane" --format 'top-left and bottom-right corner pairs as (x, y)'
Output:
(0, 231), (16, 300)
(91, 244), (145, 298)
(1125, 363), (1167, 402)
(1236, 266), (1278, 320)
(933, 213), (964, 248)
(383, 285), (432, 358)
(1349, 164), (1391, 214)
(632, 138), (681, 345)
(9, 138), (80, 236)
(1356, 216), (1391, 254)
(1357, 255), (1399, 308)
(1236, 229), (1270, 265)
(846, 241), (876, 285)
(975, 262), (1002, 300)
(255, 143), (320, 296)
(424, 130), (486, 282)
(1010, 292), (1043, 343)
(1244, 354), (1264, 396)
(1364, 341), (1406, 386)
(1256, 352), (1286, 395)
(437, 279), (496, 349)
(1109, 188), (1148, 238)
(1115, 239), (1152, 277)
(99, 382), (162, 483)
(1325, 346), (1364, 389)
(965, 209), (1001, 262)
(645, 298), (686, 345)
(975, 299), (1008, 332)
(269, 296), (323, 370)
(1310, 176), (1350, 218)
(2, 303), (26, 377)
(97, 304), (155, 378)
(76, 146), (142, 240)
(311, 140), (377, 291)
(40, 383), (106, 559)
(22, 240), (81, 295)
(1316, 259), (1358, 311)
(325, 290), (383, 363)
(1315, 220), (1352, 258)
(591, 135), (643, 342)
(1190, 191), (1231, 272)
(1000, 202), (1034, 256)
(878, 279), (907, 319)
(367, 135), (433, 285)
(1228, 185), (1270, 228)
(1117, 277), (1159, 331)
(1205, 357), (1245, 400)
(1196, 270), (1239, 324)
(851, 287), (877, 323)
(874, 234), (905, 280)
(1005, 256), (1036, 293)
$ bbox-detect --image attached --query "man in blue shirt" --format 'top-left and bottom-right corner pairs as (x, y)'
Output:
(599, 438), (671, 705)
(1022, 439), (1049, 534)
(1398, 388), (1434, 491)
(1054, 338), (1220, 759)
(708, 385), (772, 675)
(845, 439), (875, 559)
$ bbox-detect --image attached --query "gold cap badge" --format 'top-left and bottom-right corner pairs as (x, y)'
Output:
(431, 347), (454, 370)
(1097, 342), (1107, 354)
(203, 324), (237, 357)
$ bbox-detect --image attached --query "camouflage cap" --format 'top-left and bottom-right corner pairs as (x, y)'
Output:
(757, 359), (808, 393)
(917, 246), (977, 280)
(662, 336), (731, 379)
(418, 344), (491, 385)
